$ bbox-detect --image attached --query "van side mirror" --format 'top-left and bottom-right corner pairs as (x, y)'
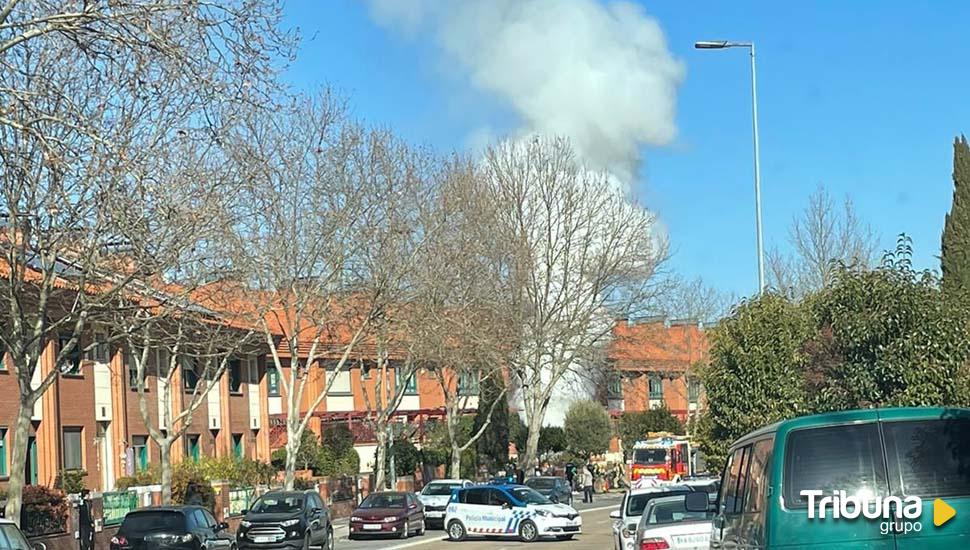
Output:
(684, 492), (709, 513)
(549, 495), (559, 503)
(609, 510), (621, 520)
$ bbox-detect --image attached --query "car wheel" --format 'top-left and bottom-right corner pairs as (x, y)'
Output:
(447, 520), (466, 541)
(417, 519), (425, 536)
(556, 535), (574, 541)
(519, 520), (539, 543)
(325, 528), (334, 550)
(303, 532), (312, 550)
(400, 520), (409, 539)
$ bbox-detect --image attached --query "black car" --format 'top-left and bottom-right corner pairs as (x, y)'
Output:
(237, 491), (332, 550)
(524, 476), (573, 506)
(110, 506), (234, 550)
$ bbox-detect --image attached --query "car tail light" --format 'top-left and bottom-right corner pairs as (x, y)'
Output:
(640, 538), (669, 550)
(109, 536), (127, 546)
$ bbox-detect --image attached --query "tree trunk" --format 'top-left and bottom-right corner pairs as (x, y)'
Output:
(284, 422), (300, 490)
(373, 430), (387, 490)
(159, 441), (173, 504)
(521, 409), (544, 471)
(4, 401), (34, 527)
(449, 446), (462, 479)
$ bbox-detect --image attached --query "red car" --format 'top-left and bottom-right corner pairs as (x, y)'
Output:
(348, 491), (425, 539)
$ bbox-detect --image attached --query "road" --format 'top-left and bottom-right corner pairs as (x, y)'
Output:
(332, 493), (624, 550)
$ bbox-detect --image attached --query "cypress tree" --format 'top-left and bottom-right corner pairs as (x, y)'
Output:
(473, 372), (509, 473)
(942, 135), (970, 291)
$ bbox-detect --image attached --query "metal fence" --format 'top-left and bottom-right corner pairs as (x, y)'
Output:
(103, 491), (138, 526)
(228, 487), (255, 517)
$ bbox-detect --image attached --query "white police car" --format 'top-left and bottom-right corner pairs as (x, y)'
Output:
(417, 479), (473, 528)
(444, 484), (582, 542)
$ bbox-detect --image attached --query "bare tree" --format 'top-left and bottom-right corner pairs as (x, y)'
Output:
(768, 185), (878, 298)
(0, 0), (289, 522)
(485, 137), (666, 470)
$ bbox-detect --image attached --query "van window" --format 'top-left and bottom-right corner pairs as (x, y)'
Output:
(784, 423), (886, 507)
(721, 445), (749, 515)
(743, 439), (773, 514)
(883, 418), (970, 498)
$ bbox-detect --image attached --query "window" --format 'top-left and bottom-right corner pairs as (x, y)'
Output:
(648, 376), (663, 400)
(743, 439), (773, 514)
(462, 488), (488, 505)
(62, 427), (83, 470)
(688, 379), (701, 403)
(488, 489), (512, 507)
(132, 436), (149, 472)
(0, 340), (7, 370)
(201, 509), (217, 528)
(328, 368), (351, 395)
(784, 423), (887, 507)
(186, 435), (200, 462)
(0, 427), (7, 476)
(458, 371), (479, 396)
(232, 433), (243, 459)
(607, 376), (623, 399)
(720, 446), (748, 515)
(59, 335), (82, 375)
(92, 332), (110, 363)
(883, 418), (970, 498)
(229, 360), (243, 394)
(267, 366), (280, 396)
(395, 368), (417, 395)
(183, 359), (199, 390)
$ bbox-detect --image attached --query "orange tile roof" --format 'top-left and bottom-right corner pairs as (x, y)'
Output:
(607, 319), (709, 373)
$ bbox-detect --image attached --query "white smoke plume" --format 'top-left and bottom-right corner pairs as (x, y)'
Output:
(367, 0), (685, 185)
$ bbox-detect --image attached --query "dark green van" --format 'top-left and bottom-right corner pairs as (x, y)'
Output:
(703, 407), (970, 549)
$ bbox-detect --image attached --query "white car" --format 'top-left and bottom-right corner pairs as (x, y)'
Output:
(417, 479), (472, 528)
(634, 494), (713, 550)
(610, 485), (695, 550)
(445, 485), (582, 542)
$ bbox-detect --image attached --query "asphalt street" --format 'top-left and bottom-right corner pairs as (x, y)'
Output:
(331, 493), (624, 550)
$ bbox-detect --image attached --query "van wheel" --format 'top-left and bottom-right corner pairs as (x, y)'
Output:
(519, 520), (539, 543)
(447, 520), (466, 541)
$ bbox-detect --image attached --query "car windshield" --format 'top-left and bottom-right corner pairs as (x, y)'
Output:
(120, 511), (185, 535)
(626, 490), (688, 516)
(0, 525), (31, 550)
(644, 498), (713, 525)
(525, 478), (556, 489)
(422, 483), (460, 496)
(359, 493), (406, 508)
(633, 449), (667, 464)
(510, 487), (551, 505)
(250, 494), (304, 514)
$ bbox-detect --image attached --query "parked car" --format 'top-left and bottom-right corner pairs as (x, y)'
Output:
(525, 476), (573, 506)
(444, 484), (581, 542)
(110, 506), (234, 550)
(687, 407), (970, 550)
(417, 479), (472, 529)
(635, 494), (714, 550)
(349, 491), (425, 539)
(237, 490), (332, 550)
(609, 485), (695, 550)
(0, 519), (46, 550)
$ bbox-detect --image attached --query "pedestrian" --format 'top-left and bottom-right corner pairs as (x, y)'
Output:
(582, 464), (594, 503)
(77, 489), (93, 550)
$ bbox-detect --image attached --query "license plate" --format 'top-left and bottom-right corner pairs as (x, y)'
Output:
(426, 511), (444, 518)
(253, 536), (278, 544)
(672, 534), (710, 548)
(362, 524), (382, 531)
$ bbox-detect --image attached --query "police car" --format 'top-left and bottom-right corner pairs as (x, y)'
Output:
(444, 484), (582, 542)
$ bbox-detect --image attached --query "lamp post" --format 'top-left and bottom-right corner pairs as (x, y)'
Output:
(695, 40), (765, 294)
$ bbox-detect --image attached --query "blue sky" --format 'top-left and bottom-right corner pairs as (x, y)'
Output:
(281, 1), (970, 299)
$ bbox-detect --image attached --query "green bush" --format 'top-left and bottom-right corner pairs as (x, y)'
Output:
(21, 485), (67, 537)
(115, 467), (160, 490)
(54, 470), (87, 494)
(172, 468), (215, 509)
(293, 477), (316, 491)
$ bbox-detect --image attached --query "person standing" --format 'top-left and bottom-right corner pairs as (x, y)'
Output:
(582, 464), (594, 503)
(77, 489), (93, 550)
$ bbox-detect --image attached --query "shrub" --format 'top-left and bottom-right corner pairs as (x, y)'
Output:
(54, 470), (87, 494)
(21, 486), (67, 537)
(293, 477), (316, 491)
(115, 467), (160, 490)
(195, 457), (275, 487)
(172, 468), (215, 509)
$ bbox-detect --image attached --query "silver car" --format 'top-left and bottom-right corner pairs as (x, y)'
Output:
(635, 494), (713, 550)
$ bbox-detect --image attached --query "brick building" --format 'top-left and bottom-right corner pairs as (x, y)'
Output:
(605, 317), (710, 423)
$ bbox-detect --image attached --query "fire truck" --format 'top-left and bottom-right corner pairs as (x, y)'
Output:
(629, 433), (692, 483)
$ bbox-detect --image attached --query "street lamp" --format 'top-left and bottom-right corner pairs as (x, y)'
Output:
(695, 40), (765, 294)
